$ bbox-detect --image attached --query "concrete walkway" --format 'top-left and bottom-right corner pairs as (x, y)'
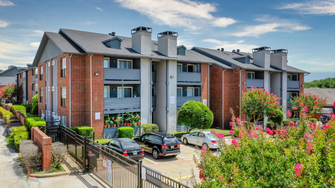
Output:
(0, 119), (109, 188)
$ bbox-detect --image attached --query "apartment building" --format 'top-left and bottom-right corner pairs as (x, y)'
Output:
(14, 65), (38, 104)
(31, 26), (229, 137)
(193, 47), (308, 128)
(0, 65), (27, 87)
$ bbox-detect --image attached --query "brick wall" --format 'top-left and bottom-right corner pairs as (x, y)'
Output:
(14, 110), (25, 126)
(57, 54), (70, 126)
(300, 73), (304, 94)
(209, 65), (223, 128)
(201, 63), (209, 107)
(31, 127), (52, 171)
(27, 69), (33, 104)
(38, 62), (46, 117)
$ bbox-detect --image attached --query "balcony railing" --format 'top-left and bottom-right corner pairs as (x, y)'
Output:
(177, 72), (201, 83)
(104, 68), (140, 81)
(104, 97), (140, 112)
(177, 96), (201, 108)
(246, 79), (264, 88)
(287, 81), (300, 89)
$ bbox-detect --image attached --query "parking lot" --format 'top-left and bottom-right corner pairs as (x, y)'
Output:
(142, 137), (232, 186)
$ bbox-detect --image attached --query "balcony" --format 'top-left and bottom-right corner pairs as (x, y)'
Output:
(287, 81), (300, 90)
(246, 79), (264, 88)
(177, 72), (201, 84)
(104, 68), (140, 81)
(104, 97), (140, 114)
(152, 72), (156, 82)
(177, 96), (201, 108)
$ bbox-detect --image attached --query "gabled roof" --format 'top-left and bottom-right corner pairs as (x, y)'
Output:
(305, 88), (335, 106)
(0, 66), (27, 77)
(287, 65), (310, 74)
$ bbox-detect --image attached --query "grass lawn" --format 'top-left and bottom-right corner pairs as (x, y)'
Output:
(95, 139), (113, 145)
(170, 128), (231, 138)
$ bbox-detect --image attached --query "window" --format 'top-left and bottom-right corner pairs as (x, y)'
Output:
(152, 63), (155, 72)
(187, 64), (195, 72)
(117, 87), (132, 98)
(61, 58), (66, 77)
(118, 59), (132, 69)
(191, 132), (199, 136)
(61, 87), (66, 106)
(104, 86), (110, 98)
(247, 72), (255, 79)
(187, 87), (194, 97)
(177, 64), (182, 72)
(104, 57), (110, 68)
(287, 92), (298, 100)
(177, 87), (182, 97)
(194, 87), (200, 97)
(288, 74), (298, 81)
(35, 69), (38, 79)
(40, 88), (43, 102)
(40, 66), (43, 80)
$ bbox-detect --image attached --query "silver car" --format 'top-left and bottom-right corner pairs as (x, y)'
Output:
(181, 131), (219, 149)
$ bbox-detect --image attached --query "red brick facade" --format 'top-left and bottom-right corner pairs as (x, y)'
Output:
(201, 63), (209, 107)
(31, 127), (52, 171)
(27, 69), (33, 104)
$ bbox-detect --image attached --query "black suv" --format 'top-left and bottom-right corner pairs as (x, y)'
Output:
(320, 114), (331, 124)
(134, 132), (180, 159)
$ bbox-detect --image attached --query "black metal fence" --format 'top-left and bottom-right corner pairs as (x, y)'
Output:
(46, 125), (189, 188)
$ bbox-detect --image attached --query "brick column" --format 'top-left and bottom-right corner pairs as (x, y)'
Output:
(31, 127), (52, 171)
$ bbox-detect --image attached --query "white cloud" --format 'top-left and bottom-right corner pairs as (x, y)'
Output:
(279, 0), (335, 15)
(232, 16), (311, 37)
(79, 21), (98, 25)
(0, 0), (14, 6)
(96, 7), (103, 12)
(203, 39), (259, 52)
(30, 42), (40, 48)
(0, 20), (9, 27)
(114, 0), (237, 30)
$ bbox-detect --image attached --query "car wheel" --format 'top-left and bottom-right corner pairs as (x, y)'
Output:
(183, 138), (188, 145)
(152, 149), (159, 159)
(202, 143), (209, 150)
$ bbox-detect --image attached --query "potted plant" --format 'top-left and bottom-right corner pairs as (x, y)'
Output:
(123, 116), (127, 126)
(133, 114), (140, 127)
(134, 92), (137, 98)
(105, 117), (112, 128)
(115, 115), (122, 127)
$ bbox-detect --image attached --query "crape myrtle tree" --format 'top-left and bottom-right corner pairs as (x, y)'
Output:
(290, 92), (327, 118)
(0, 84), (18, 103)
(177, 100), (214, 133)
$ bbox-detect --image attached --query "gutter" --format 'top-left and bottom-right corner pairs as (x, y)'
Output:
(90, 54), (93, 127)
(150, 58), (153, 123)
(240, 70), (242, 118)
(166, 60), (169, 132)
(69, 54), (72, 127)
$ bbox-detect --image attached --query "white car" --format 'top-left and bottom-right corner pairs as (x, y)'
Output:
(181, 131), (219, 149)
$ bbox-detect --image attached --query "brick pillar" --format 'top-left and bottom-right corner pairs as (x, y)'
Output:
(201, 63), (209, 107)
(31, 127), (52, 171)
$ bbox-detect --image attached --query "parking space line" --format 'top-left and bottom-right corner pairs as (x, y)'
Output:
(177, 155), (188, 160)
(143, 157), (158, 165)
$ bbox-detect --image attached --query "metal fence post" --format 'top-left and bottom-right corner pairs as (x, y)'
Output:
(83, 136), (87, 172)
(138, 160), (143, 188)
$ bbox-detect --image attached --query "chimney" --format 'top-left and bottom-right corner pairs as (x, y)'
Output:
(270, 49), (288, 70)
(237, 49), (240, 52)
(157, 31), (178, 57)
(131, 26), (152, 55)
(252, 47), (271, 68)
(221, 48), (224, 52)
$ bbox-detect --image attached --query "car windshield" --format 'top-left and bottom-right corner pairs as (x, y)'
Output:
(206, 133), (216, 139)
(163, 137), (179, 145)
(121, 141), (139, 149)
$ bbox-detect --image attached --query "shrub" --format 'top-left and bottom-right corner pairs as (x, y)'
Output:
(31, 94), (39, 115)
(10, 105), (26, 117)
(21, 104), (32, 113)
(24, 117), (46, 130)
(291, 92), (327, 117)
(268, 108), (284, 126)
(177, 101), (214, 133)
(13, 126), (27, 135)
(309, 118), (317, 123)
(20, 141), (41, 170)
(70, 126), (94, 137)
(0, 107), (14, 121)
(142, 124), (159, 134)
(52, 142), (67, 169)
(283, 119), (295, 126)
(14, 131), (29, 149)
(118, 127), (134, 138)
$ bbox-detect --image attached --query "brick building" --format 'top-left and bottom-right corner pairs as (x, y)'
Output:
(15, 65), (38, 104)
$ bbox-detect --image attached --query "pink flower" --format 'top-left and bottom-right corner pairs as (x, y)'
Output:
(260, 131), (264, 134)
(236, 117), (240, 121)
(249, 130), (258, 138)
(229, 130), (235, 135)
(199, 170), (205, 180)
(307, 142), (314, 154)
(219, 176), (222, 179)
(331, 139), (334, 142)
(201, 146), (207, 151)
(299, 103), (304, 107)
(287, 110), (292, 118)
(308, 122), (316, 129)
(232, 139), (239, 148)
(217, 133), (224, 138)
(266, 128), (273, 135)
(323, 124), (330, 131)
(333, 101), (335, 107)
(230, 122), (235, 126)
(256, 126), (263, 131)
(303, 106), (308, 112)
(293, 107), (297, 110)
(289, 121), (295, 126)
(295, 163), (303, 177)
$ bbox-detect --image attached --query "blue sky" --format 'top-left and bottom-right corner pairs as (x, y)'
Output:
(0, 0), (334, 82)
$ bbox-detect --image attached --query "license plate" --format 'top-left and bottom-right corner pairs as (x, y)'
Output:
(170, 146), (174, 149)
(133, 152), (138, 155)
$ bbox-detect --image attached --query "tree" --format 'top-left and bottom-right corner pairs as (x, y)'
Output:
(241, 87), (281, 124)
(31, 94), (39, 115)
(268, 108), (284, 127)
(290, 92), (327, 117)
(0, 84), (16, 103)
(305, 77), (335, 88)
(177, 101), (214, 133)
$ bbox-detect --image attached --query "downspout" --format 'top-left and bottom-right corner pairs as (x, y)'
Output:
(239, 70), (242, 118)
(166, 60), (169, 132)
(69, 54), (72, 128)
(90, 54), (93, 128)
(150, 59), (153, 124)
(222, 69), (227, 129)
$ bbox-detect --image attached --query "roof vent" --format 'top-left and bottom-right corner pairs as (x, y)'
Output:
(232, 50), (235, 52)
(217, 48), (220, 50)
(221, 48), (224, 52)
(271, 49), (288, 53)
(237, 49), (240, 52)
(109, 32), (116, 36)
(157, 31), (178, 38)
(252, 46), (271, 52)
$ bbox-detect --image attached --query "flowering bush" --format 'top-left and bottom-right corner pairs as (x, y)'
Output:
(195, 104), (335, 187)
(291, 92), (327, 117)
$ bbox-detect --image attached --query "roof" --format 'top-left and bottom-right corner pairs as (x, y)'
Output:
(192, 47), (279, 72)
(0, 66), (27, 77)
(14, 66), (37, 75)
(305, 88), (335, 106)
(287, 65), (310, 74)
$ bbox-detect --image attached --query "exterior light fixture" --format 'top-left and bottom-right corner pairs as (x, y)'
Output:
(301, 84), (304, 87)
(94, 72), (99, 76)
(170, 75), (174, 79)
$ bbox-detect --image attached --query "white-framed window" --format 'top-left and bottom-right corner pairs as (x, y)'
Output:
(61, 87), (66, 107)
(288, 74), (298, 81)
(104, 86), (110, 98)
(247, 71), (255, 79)
(117, 86), (133, 98)
(104, 57), (110, 68)
(61, 58), (66, 77)
(177, 87), (182, 97)
(117, 59), (133, 69)
(187, 87), (194, 97)
(177, 64), (182, 72)
(40, 66), (43, 80)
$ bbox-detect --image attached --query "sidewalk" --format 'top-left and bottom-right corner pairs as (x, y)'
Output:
(0, 119), (109, 188)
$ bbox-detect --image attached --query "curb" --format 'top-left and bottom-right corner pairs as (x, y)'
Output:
(25, 162), (71, 178)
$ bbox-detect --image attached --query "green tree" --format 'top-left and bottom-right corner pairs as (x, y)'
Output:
(31, 94), (38, 115)
(305, 77), (335, 88)
(268, 108), (284, 127)
(290, 92), (327, 117)
(177, 101), (214, 133)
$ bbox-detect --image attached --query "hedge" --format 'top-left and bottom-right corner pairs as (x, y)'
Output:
(141, 124), (159, 134)
(14, 131), (29, 149)
(118, 127), (134, 138)
(10, 105), (26, 117)
(13, 126), (27, 135)
(21, 104), (32, 114)
(0, 107), (14, 121)
(24, 117), (46, 134)
(70, 126), (94, 137)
